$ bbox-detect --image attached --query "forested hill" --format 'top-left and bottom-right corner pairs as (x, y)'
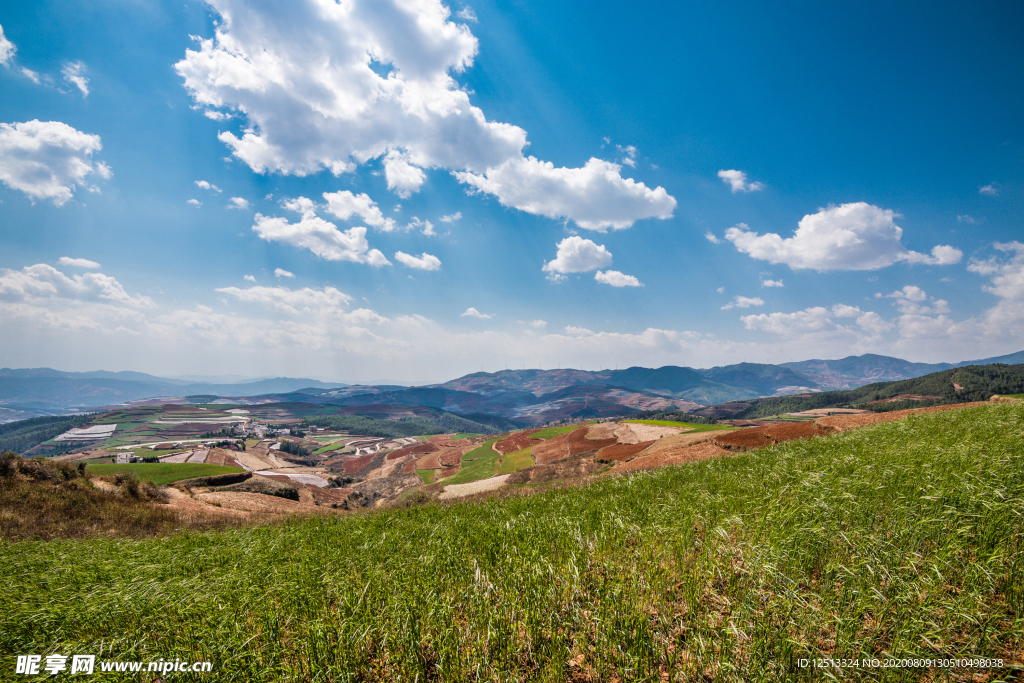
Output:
(733, 363), (1024, 419)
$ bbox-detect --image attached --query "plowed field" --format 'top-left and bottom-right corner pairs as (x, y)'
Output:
(613, 441), (729, 472)
(596, 440), (656, 462)
(494, 430), (542, 455)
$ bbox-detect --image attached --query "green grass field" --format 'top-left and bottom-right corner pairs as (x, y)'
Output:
(85, 463), (243, 486)
(530, 425), (583, 439)
(623, 419), (735, 432)
(4, 403), (1022, 681)
(493, 446), (535, 475)
(417, 469), (435, 485)
(443, 438), (501, 485)
(312, 441), (349, 456)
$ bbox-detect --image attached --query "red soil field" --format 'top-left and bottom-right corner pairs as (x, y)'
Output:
(342, 453), (376, 475)
(615, 442), (730, 472)
(415, 453), (443, 470)
(533, 427), (619, 465)
(494, 430), (543, 455)
(385, 442), (438, 460)
(714, 421), (829, 451)
(401, 459), (418, 475)
(596, 440), (656, 462)
(438, 449), (462, 467)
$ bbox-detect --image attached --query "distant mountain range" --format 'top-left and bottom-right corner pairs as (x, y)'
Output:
(1, 349), (1021, 424)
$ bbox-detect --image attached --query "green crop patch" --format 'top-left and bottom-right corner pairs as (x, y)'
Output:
(623, 419), (735, 432)
(450, 433), (484, 440)
(417, 469), (436, 485)
(530, 425), (581, 439)
(4, 403), (1022, 681)
(443, 438), (501, 485)
(493, 446), (534, 475)
(85, 463), (243, 485)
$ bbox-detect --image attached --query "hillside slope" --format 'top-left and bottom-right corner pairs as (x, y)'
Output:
(3, 402), (1020, 680)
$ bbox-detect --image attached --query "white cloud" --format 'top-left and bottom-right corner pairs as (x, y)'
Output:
(741, 306), (840, 336)
(721, 295), (764, 310)
(542, 236), (613, 279)
(215, 284), (367, 317)
(0, 24), (16, 65)
(440, 212), (461, 222)
(761, 279), (783, 287)
(244, 274), (256, 282)
(704, 231), (721, 244)
(21, 68), (41, 84)
(830, 303), (861, 318)
(725, 203), (963, 271)
(957, 214), (977, 224)
(528, 319), (546, 328)
(457, 157), (676, 231)
(252, 210), (390, 266)
(58, 257), (100, 269)
(322, 190), (397, 232)
(594, 270), (642, 287)
(228, 196), (251, 210)
(718, 169), (764, 193)
(0, 263), (152, 308)
(968, 242), (1024, 333)
(395, 251), (441, 271)
(461, 307), (490, 319)
(716, 286), (725, 294)
(405, 216), (435, 235)
(274, 268), (295, 278)
(456, 7), (477, 22)
(0, 120), (109, 205)
(187, 198), (202, 207)
(174, 0), (675, 231)
(616, 145), (637, 168)
(979, 183), (999, 197)
(882, 285), (950, 316)
(564, 325), (594, 337)
(195, 180), (221, 192)
(61, 61), (89, 96)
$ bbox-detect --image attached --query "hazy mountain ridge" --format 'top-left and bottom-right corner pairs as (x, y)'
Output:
(0, 351), (1020, 422)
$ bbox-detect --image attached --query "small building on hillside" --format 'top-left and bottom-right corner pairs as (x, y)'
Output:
(116, 453), (141, 464)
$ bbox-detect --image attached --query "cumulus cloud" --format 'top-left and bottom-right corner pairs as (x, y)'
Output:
(195, 180), (221, 192)
(395, 251), (441, 271)
(244, 274), (256, 282)
(979, 183), (999, 197)
(457, 157), (675, 231)
(718, 169), (763, 193)
(704, 231), (721, 244)
(456, 7), (477, 22)
(0, 120), (109, 205)
(725, 203), (963, 271)
(228, 196), (250, 210)
(0, 263), (152, 307)
(274, 268), (295, 278)
(528, 319), (546, 328)
(174, 0), (674, 231)
(721, 295), (764, 310)
(0, 24), (15, 65)
(883, 285), (950, 315)
(542, 236), (613, 280)
(461, 307), (490, 319)
(187, 198), (202, 207)
(957, 214), (977, 224)
(616, 145), (637, 168)
(61, 61), (89, 96)
(761, 279), (783, 287)
(322, 190), (397, 231)
(440, 212), (461, 222)
(594, 270), (642, 287)
(968, 242), (1024, 332)
(252, 209), (390, 266)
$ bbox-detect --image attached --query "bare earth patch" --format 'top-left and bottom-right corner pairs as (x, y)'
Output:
(615, 423), (683, 443)
(438, 474), (512, 500)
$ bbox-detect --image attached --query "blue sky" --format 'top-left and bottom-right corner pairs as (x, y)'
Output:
(0, 0), (1021, 382)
